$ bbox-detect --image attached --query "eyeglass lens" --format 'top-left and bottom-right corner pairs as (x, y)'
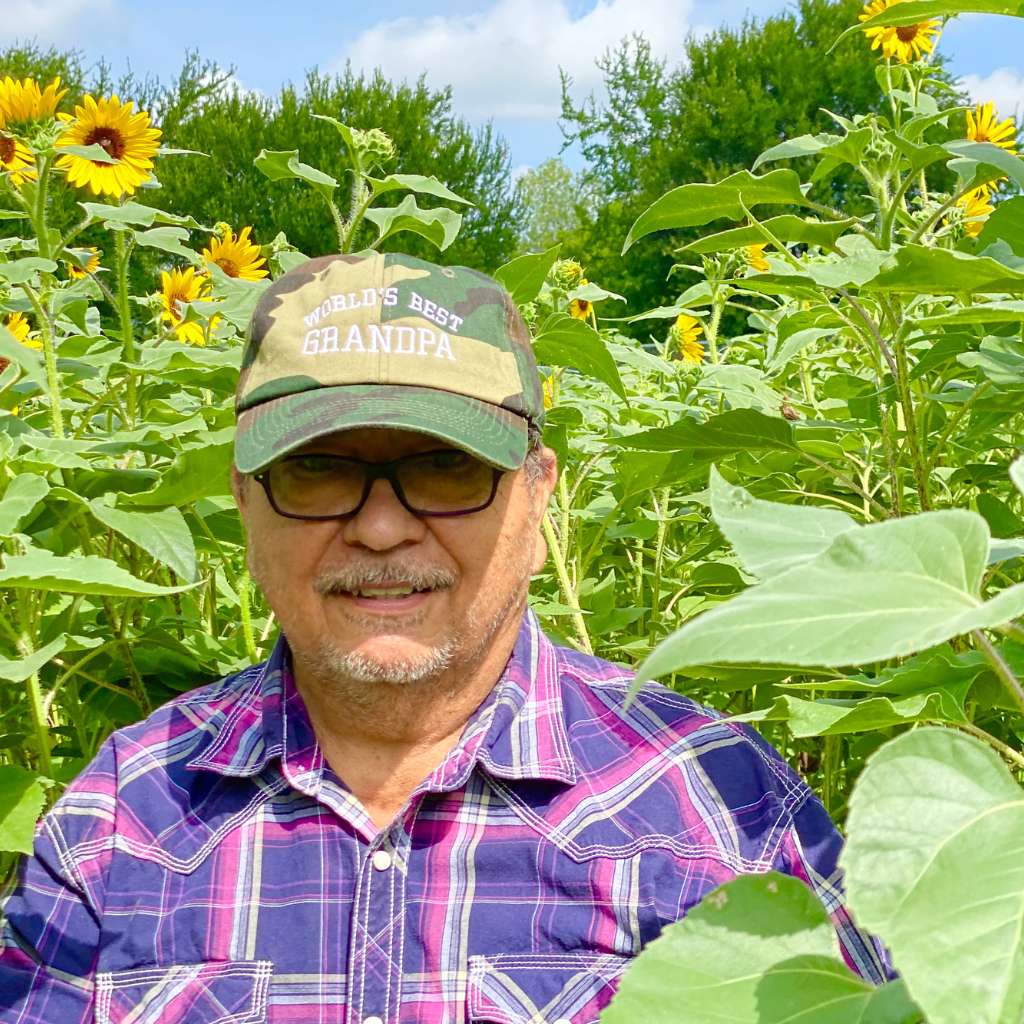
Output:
(264, 449), (498, 517)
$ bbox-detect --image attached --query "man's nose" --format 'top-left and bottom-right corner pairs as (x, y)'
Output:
(340, 476), (427, 550)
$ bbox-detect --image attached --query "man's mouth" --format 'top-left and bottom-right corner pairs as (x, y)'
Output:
(331, 580), (441, 613)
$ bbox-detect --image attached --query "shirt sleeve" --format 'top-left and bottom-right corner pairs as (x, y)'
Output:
(0, 738), (117, 1023)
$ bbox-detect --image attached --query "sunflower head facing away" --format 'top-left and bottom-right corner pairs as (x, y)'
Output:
(0, 75), (66, 126)
(859, 0), (941, 63)
(966, 102), (1018, 155)
(55, 94), (162, 198)
(202, 225), (268, 281)
(673, 314), (705, 365)
(160, 268), (215, 346)
(956, 187), (995, 238)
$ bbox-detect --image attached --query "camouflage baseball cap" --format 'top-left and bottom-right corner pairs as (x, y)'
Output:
(234, 251), (544, 475)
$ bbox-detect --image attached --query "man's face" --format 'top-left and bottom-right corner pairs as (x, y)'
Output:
(233, 427), (556, 693)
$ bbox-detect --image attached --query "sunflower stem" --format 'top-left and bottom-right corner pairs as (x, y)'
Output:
(114, 230), (138, 427)
(20, 282), (64, 438)
(542, 512), (592, 655)
(33, 154), (53, 258)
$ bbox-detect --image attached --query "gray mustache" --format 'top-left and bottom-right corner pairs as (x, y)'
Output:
(314, 564), (457, 595)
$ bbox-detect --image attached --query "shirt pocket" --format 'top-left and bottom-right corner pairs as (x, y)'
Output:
(467, 951), (631, 1024)
(95, 959), (273, 1024)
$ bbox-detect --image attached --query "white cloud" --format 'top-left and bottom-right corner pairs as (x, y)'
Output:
(961, 67), (1024, 122)
(338, 0), (696, 121)
(0, 0), (116, 45)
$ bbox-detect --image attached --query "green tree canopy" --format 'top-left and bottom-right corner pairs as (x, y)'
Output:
(515, 157), (596, 252)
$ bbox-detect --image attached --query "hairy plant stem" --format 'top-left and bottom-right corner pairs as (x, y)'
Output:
(932, 718), (1024, 771)
(33, 154), (53, 258)
(16, 595), (53, 777)
(893, 338), (931, 511)
(114, 231), (138, 426)
(925, 382), (992, 473)
(973, 629), (1024, 716)
(542, 513), (592, 655)
(20, 283), (64, 438)
(238, 568), (258, 663)
(705, 297), (724, 364)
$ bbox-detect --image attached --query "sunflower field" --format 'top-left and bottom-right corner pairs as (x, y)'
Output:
(2, 0), (1024, 1021)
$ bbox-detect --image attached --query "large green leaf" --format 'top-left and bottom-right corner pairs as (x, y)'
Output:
(125, 442), (234, 507)
(366, 172), (473, 206)
(0, 322), (46, 389)
(916, 299), (1024, 327)
(87, 500), (197, 581)
(680, 216), (857, 254)
(0, 635), (67, 683)
(80, 200), (204, 230)
(978, 195), (1024, 255)
(868, 244), (1024, 294)
(615, 409), (796, 454)
(532, 313), (626, 400)
(0, 547), (190, 596)
(622, 170), (808, 251)
(0, 765), (47, 855)
(844, 728), (1024, 1024)
(132, 226), (198, 261)
(362, 195), (463, 252)
(493, 244), (561, 304)
(946, 140), (1024, 192)
(253, 149), (338, 197)
(959, 336), (1024, 386)
(753, 129), (872, 174)
(603, 872), (918, 1024)
(0, 473), (49, 535)
(0, 257), (57, 285)
(635, 510), (1024, 682)
(710, 466), (858, 579)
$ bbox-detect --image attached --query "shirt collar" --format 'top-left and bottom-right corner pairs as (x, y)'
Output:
(186, 609), (578, 788)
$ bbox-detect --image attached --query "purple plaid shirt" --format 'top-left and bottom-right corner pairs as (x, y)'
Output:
(1, 610), (885, 1023)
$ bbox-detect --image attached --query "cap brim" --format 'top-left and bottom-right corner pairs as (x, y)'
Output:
(234, 384), (529, 474)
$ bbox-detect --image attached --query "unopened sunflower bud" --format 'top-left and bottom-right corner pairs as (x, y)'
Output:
(212, 221), (233, 240)
(551, 259), (585, 289)
(351, 127), (395, 164)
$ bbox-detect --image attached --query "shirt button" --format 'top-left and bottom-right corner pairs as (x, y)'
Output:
(371, 850), (392, 871)
(553, 1019), (572, 1024)
(363, 1017), (384, 1024)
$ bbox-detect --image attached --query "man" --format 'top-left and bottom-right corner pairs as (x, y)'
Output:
(0, 252), (886, 1023)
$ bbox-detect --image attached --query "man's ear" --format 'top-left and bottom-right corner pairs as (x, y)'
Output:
(231, 465), (247, 510)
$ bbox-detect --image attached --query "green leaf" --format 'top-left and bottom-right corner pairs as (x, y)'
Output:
(946, 139), (1024, 192)
(125, 442), (234, 507)
(366, 173), (473, 206)
(754, 129), (872, 175)
(0, 765), (46, 855)
(1012, 457), (1024, 497)
(710, 466), (858, 579)
(680, 216), (858, 254)
(87, 500), (198, 581)
(622, 170), (808, 251)
(0, 322), (46, 389)
(844, 727), (1024, 1024)
(615, 409), (796, 454)
(0, 474), (50, 535)
(959, 336), (1024, 386)
(603, 872), (916, 1024)
(80, 201), (203, 230)
(54, 142), (117, 164)
(0, 635), (67, 683)
(635, 510), (1024, 683)
(493, 244), (561, 304)
(0, 547), (191, 597)
(833, 1), (1024, 51)
(532, 313), (626, 400)
(977, 195), (1024, 255)
(253, 149), (338, 197)
(0, 257), (58, 284)
(916, 299), (1024, 327)
(362, 195), (463, 251)
(868, 244), (1024, 294)
(132, 226), (197, 261)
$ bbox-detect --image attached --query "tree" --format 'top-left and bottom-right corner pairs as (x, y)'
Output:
(559, 0), (950, 319)
(515, 157), (595, 252)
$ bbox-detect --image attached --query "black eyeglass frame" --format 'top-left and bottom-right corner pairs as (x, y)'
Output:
(252, 448), (506, 521)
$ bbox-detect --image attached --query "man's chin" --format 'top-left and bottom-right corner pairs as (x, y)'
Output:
(312, 635), (457, 688)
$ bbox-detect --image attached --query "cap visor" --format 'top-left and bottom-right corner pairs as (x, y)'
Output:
(234, 384), (529, 474)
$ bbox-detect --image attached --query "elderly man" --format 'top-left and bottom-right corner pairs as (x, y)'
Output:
(0, 252), (885, 1024)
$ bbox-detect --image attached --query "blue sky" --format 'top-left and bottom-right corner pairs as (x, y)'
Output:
(2, 0), (1023, 172)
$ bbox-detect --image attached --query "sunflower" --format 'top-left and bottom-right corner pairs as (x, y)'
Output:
(954, 187), (995, 238)
(203, 225), (268, 281)
(0, 127), (35, 186)
(0, 75), (66, 125)
(542, 371), (558, 411)
(66, 246), (101, 279)
(160, 268), (216, 345)
(673, 314), (704, 364)
(859, 0), (940, 63)
(55, 94), (161, 198)
(743, 243), (770, 273)
(3, 311), (41, 349)
(569, 278), (591, 320)
(966, 102), (1018, 154)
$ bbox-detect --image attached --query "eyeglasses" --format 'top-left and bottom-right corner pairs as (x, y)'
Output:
(253, 448), (505, 520)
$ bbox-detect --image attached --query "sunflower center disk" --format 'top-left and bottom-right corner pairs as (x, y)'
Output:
(85, 128), (126, 162)
(0, 135), (15, 164)
(216, 258), (240, 278)
(895, 24), (920, 41)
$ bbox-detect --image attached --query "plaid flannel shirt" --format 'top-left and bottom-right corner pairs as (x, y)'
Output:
(0, 610), (886, 1023)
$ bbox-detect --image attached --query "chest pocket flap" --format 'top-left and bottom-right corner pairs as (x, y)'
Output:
(95, 959), (272, 1024)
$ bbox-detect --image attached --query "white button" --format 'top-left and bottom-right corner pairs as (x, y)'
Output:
(553, 1019), (572, 1024)
(363, 1017), (384, 1024)
(371, 850), (392, 871)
